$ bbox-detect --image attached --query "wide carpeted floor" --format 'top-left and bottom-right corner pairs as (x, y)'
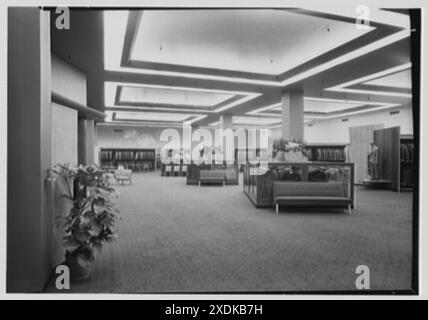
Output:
(45, 172), (414, 293)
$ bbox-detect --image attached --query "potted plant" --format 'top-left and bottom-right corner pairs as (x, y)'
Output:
(49, 164), (120, 280)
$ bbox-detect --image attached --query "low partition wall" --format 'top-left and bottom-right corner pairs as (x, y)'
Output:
(243, 162), (355, 208)
(186, 163), (239, 185)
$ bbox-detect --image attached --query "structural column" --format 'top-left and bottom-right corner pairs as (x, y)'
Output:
(7, 8), (52, 292)
(218, 114), (234, 163)
(86, 119), (95, 164)
(220, 113), (233, 130)
(78, 118), (95, 165)
(281, 90), (304, 143)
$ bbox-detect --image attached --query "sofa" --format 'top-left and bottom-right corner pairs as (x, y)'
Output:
(199, 169), (225, 186)
(272, 181), (352, 214)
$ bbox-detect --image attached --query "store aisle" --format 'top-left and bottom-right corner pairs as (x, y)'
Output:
(44, 172), (413, 293)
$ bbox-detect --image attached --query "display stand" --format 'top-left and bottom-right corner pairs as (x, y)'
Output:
(186, 163), (239, 185)
(243, 161), (355, 208)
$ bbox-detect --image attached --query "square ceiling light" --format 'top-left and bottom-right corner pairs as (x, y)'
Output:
(119, 85), (235, 107)
(274, 97), (365, 113)
(233, 116), (281, 126)
(114, 111), (193, 122)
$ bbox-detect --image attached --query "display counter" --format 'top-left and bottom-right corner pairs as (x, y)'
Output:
(243, 162), (355, 208)
(186, 163), (239, 185)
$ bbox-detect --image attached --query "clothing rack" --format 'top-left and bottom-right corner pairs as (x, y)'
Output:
(400, 135), (414, 191)
(304, 144), (347, 162)
(100, 148), (156, 172)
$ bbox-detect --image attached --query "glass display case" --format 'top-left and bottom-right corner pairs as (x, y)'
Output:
(243, 162), (355, 208)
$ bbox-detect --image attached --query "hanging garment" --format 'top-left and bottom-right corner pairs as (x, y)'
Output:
(309, 169), (327, 182)
(282, 170), (301, 181)
(367, 153), (371, 176)
(368, 145), (379, 164)
(401, 143), (410, 163)
(316, 149), (322, 161)
(408, 143), (414, 163)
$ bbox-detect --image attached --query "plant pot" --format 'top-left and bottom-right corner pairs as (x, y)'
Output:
(64, 253), (91, 281)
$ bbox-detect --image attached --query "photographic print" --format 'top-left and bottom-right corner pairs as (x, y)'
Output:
(6, 3), (420, 296)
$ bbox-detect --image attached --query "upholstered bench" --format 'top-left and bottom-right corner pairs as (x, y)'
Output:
(199, 170), (225, 186)
(272, 181), (352, 214)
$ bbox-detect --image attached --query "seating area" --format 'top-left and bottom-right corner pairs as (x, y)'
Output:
(272, 181), (353, 215)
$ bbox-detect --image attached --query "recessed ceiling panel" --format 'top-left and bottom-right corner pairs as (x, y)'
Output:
(363, 68), (411, 89)
(303, 98), (364, 113)
(131, 10), (372, 75)
(114, 111), (192, 122)
(233, 116), (281, 125)
(119, 85), (235, 107)
(269, 98), (364, 113)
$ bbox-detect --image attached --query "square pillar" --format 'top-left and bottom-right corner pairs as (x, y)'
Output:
(281, 90), (304, 143)
(220, 113), (233, 129)
(78, 118), (95, 165)
(7, 8), (52, 292)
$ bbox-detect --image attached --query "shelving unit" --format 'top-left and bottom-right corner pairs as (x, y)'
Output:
(100, 148), (156, 172)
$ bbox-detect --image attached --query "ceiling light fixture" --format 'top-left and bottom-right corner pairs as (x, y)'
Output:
(247, 97), (397, 117)
(325, 63), (412, 97)
(105, 81), (261, 113)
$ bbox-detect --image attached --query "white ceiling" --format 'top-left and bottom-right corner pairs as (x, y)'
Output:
(102, 9), (411, 126)
(363, 68), (411, 89)
(131, 10), (372, 75)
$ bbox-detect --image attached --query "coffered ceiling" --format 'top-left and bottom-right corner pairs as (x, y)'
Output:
(51, 8), (413, 128)
(130, 10), (373, 76)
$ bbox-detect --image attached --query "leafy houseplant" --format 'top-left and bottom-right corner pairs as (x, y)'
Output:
(49, 164), (120, 280)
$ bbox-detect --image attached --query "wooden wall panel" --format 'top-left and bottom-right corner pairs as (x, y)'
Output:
(348, 124), (383, 183)
(374, 127), (401, 191)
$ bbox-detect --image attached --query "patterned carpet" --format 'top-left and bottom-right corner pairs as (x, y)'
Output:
(44, 172), (414, 293)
